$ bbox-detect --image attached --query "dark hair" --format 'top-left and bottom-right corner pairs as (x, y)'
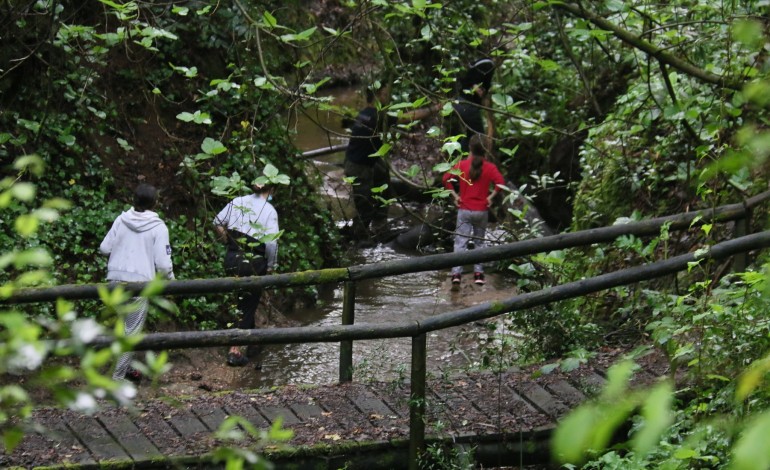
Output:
(458, 58), (495, 99)
(468, 134), (488, 182)
(133, 183), (158, 212)
(365, 85), (376, 104)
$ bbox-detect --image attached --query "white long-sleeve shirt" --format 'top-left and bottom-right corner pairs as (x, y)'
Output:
(100, 208), (175, 282)
(213, 194), (279, 269)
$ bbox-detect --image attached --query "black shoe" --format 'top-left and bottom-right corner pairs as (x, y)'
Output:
(474, 272), (486, 285)
(451, 274), (462, 284)
(226, 350), (249, 367)
(125, 367), (143, 384)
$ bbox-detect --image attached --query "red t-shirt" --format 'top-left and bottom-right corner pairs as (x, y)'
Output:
(442, 158), (505, 211)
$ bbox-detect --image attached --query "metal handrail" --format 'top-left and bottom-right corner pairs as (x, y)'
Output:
(5, 191), (769, 305)
(62, 230), (770, 351)
(5, 191), (770, 468)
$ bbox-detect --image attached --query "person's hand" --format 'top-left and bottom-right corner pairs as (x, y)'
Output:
(454, 193), (461, 207)
(480, 91), (491, 107)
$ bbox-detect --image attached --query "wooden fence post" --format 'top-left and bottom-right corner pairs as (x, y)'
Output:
(733, 210), (750, 272)
(339, 281), (355, 383)
(409, 333), (427, 469)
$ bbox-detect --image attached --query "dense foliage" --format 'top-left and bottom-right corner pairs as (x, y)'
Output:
(3, 0), (770, 467)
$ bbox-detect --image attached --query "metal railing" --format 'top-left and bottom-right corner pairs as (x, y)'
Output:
(4, 191), (770, 468)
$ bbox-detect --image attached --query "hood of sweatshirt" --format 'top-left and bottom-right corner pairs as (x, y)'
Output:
(119, 208), (163, 233)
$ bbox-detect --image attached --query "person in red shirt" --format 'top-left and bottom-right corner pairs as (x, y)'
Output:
(442, 134), (505, 286)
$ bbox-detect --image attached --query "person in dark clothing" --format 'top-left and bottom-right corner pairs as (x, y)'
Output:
(344, 83), (440, 239)
(447, 58), (496, 154)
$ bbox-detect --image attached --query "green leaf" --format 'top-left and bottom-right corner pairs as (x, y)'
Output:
(295, 26), (317, 41)
(15, 214), (39, 237)
(263, 163), (279, 178)
(537, 59), (560, 71)
(540, 363), (559, 374)
(14, 248), (52, 268)
(13, 155), (44, 176)
(2, 427), (24, 453)
(736, 355), (770, 402)
(743, 80), (770, 107)
(731, 410), (770, 470)
(732, 19), (764, 50)
(552, 405), (598, 463)
(11, 182), (35, 202)
(674, 448), (698, 460)
(201, 137), (227, 155)
(43, 197), (72, 210)
(441, 141), (462, 157)
(371, 143), (391, 157)
(601, 360), (635, 400)
(432, 162), (454, 173)
(58, 134), (76, 146)
(18, 119), (40, 133)
(632, 381), (673, 457)
(273, 174), (290, 185)
(263, 11), (277, 28)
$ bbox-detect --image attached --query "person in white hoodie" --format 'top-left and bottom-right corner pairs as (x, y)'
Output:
(100, 183), (174, 382)
(214, 182), (279, 367)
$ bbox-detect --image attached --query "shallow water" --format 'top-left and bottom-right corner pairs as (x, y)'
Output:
(190, 244), (511, 392)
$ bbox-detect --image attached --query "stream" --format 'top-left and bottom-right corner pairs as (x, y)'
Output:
(153, 87), (514, 396)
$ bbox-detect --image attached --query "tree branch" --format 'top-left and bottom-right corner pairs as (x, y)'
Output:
(553, 2), (743, 91)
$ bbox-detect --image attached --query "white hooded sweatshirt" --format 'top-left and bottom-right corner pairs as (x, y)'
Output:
(100, 208), (175, 282)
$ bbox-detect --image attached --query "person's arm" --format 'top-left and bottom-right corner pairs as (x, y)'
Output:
(264, 208), (279, 272)
(481, 91), (495, 142)
(442, 166), (462, 206)
(213, 203), (231, 242)
(396, 102), (441, 124)
(486, 187), (500, 207)
(154, 223), (175, 280)
(99, 219), (119, 255)
(486, 165), (506, 207)
(214, 224), (228, 242)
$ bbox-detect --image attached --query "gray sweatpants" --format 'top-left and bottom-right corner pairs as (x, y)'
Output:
(451, 209), (489, 276)
(112, 297), (148, 381)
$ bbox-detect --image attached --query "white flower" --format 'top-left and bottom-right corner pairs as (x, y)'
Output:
(72, 318), (103, 343)
(69, 392), (98, 414)
(7, 343), (45, 372)
(112, 382), (137, 406)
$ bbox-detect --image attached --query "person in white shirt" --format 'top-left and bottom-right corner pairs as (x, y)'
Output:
(100, 183), (174, 383)
(213, 182), (279, 367)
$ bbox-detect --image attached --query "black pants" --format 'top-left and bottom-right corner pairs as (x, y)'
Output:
(224, 249), (267, 329)
(344, 159), (389, 235)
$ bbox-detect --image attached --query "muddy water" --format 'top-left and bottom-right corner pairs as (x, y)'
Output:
(189, 252), (510, 393)
(289, 86), (361, 154)
(249, 250), (510, 388)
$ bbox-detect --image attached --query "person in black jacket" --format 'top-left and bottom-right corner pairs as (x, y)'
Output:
(344, 82), (440, 239)
(447, 58), (496, 154)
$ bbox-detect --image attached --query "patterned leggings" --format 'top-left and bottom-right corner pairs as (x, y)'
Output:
(112, 297), (148, 381)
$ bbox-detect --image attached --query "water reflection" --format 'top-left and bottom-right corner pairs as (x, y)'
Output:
(289, 86), (362, 154)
